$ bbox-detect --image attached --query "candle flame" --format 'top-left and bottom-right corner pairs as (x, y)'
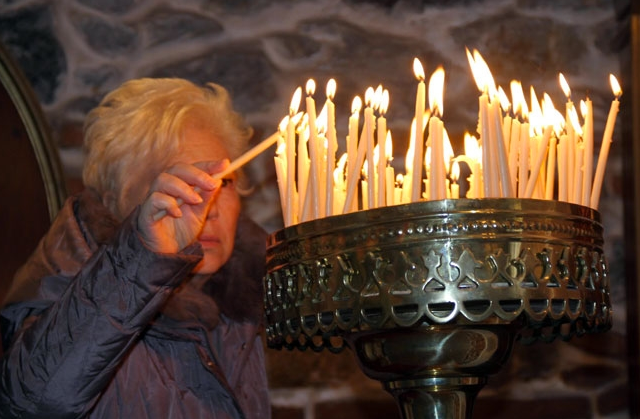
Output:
(291, 111), (304, 126)
(451, 161), (460, 183)
(326, 78), (337, 100)
(380, 89), (390, 115)
(373, 85), (383, 112)
(428, 66), (445, 117)
(530, 86), (542, 117)
(510, 80), (528, 118)
(464, 133), (481, 162)
(568, 106), (583, 137)
(385, 131), (393, 160)
(351, 96), (363, 115)
(472, 49), (497, 97)
(305, 79), (316, 96)
(316, 107), (327, 134)
(276, 140), (286, 155)
(610, 74), (622, 97)
(413, 58), (425, 81)
(278, 116), (289, 133)
(466, 47), (482, 92)
(559, 73), (571, 99)
(365, 87), (375, 107)
(542, 93), (556, 118)
(497, 86), (511, 113)
(396, 173), (404, 186)
(290, 87), (302, 115)
(580, 99), (588, 119)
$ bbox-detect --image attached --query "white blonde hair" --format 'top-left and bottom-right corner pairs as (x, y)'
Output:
(82, 78), (252, 197)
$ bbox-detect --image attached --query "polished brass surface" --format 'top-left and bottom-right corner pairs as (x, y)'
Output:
(264, 198), (612, 418)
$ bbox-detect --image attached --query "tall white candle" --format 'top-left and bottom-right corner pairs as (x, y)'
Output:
(363, 87), (376, 209)
(377, 89), (389, 208)
(591, 75), (622, 209)
(325, 79), (337, 217)
(524, 125), (552, 198)
(347, 96), (362, 212)
(412, 58), (426, 202)
(545, 135), (557, 200)
(429, 67), (446, 200)
(305, 79), (320, 219)
(286, 89), (302, 225)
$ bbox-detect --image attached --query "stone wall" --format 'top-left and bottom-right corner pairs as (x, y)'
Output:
(0, 0), (631, 417)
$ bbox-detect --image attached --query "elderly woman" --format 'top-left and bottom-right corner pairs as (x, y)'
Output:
(0, 78), (271, 418)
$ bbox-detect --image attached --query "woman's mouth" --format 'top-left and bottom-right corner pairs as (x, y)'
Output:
(198, 235), (221, 248)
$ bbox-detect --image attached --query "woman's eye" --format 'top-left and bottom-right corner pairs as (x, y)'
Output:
(221, 178), (234, 188)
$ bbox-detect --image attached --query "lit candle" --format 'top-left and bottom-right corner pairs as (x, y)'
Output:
(286, 88), (302, 225)
(298, 115), (311, 222)
(324, 79), (337, 217)
(591, 74), (622, 209)
(305, 79), (320, 219)
(377, 89), (389, 208)
(468, 48), (499, 197)
(346, 96), (362, 212)
(461, 133), (480, 198)
(412, 58), (426, 202)
(429, 66), (446, 200)
(363, 87), (376, 209)
(275, 119), (288, 223)
(524, 124), (552, 198)
(385, 132), (395, 206)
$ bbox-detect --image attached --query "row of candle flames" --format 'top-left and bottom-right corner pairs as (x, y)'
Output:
(273, 49), (622, 227)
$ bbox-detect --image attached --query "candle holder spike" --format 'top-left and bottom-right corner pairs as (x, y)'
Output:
(264, 199), (611, 418)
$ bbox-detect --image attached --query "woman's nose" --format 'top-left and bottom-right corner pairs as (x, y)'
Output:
(206, 198), (219, 219)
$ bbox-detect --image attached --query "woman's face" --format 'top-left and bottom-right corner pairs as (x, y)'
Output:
(118, 125), (241, 275)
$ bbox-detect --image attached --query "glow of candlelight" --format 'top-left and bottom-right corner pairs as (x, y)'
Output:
(428, 66), (446, 200)
(412, 57), (426, 202)
(498, 86), (511, 113)
(473, 49), (497, 97)
(590, 74), (622, 209)
(290, 87), (302, 115)
(510, 80), (529, 118)
(568, 106), (583, 137)
(559, 73), (571, 100)
(429, 66), (445, 117)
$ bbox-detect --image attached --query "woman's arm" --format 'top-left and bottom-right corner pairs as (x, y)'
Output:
(0, 213), (202, 418)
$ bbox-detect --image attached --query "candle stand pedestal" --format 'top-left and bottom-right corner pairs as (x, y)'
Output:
(264, 199), (611, 419)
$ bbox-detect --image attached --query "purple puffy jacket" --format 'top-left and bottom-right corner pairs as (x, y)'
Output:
(0, 188), (271, 419)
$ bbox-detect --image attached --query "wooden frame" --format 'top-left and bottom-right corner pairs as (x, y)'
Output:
(623, 3), (640, 417)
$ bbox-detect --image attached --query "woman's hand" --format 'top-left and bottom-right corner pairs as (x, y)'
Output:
(137, 159), (229, 253)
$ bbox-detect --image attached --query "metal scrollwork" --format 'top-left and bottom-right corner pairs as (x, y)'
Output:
(264, 199), (612, 352)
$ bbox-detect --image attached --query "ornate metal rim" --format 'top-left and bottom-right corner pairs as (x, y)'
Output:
(264, 198), (611, 351)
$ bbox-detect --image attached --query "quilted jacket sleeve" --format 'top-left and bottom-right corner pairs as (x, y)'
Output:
(0, 215), (203, 419)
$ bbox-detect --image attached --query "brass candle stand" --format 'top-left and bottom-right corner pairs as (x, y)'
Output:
(264, 198), (611, 418)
